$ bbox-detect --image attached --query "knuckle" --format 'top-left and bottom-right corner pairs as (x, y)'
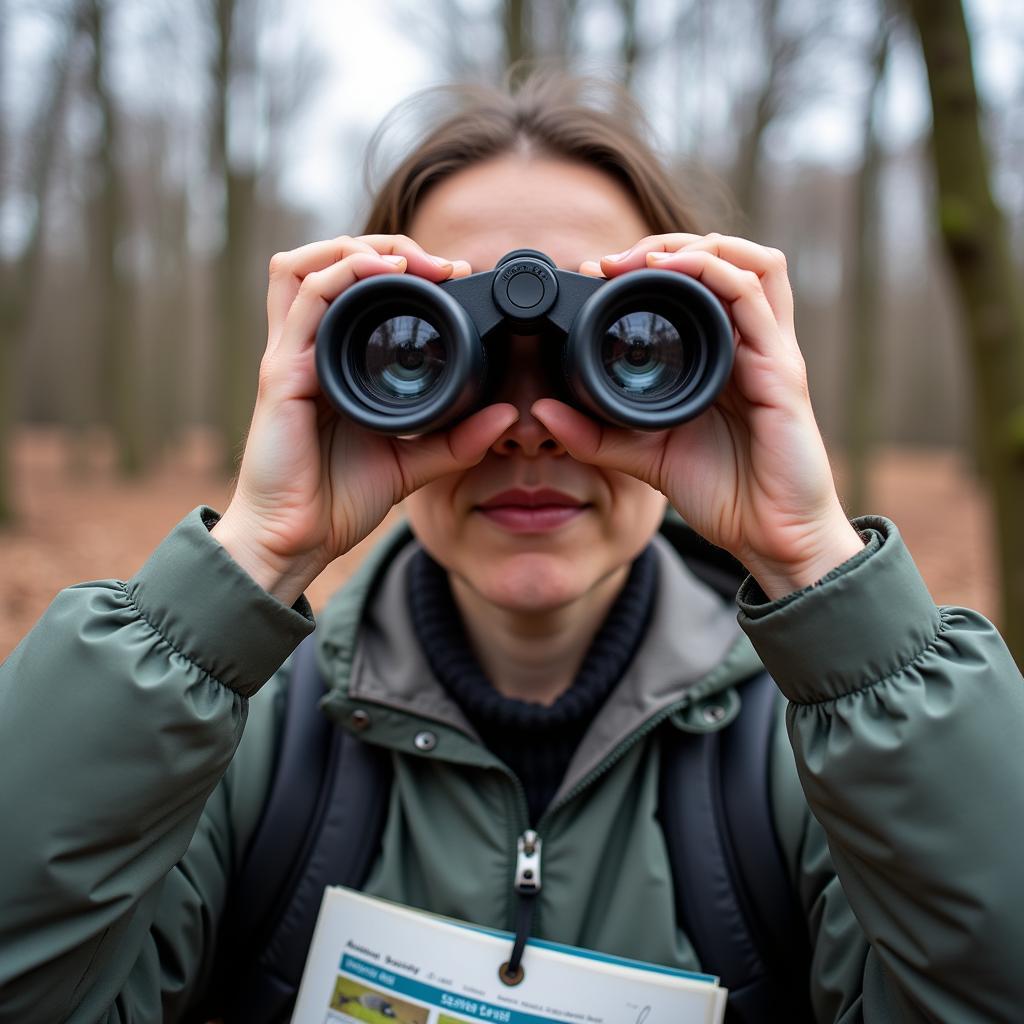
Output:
(299, 268), (328, 293)
(766, 246), (788, 272)
(297, 273), (317, 295)
(741, 269), (762, 291)
(268, 251), (292, 277)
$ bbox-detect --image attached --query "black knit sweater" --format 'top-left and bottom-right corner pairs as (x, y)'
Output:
(407, 546), (658, 824)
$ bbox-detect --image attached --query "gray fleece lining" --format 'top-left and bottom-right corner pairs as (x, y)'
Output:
(348, 541), (478, 737)
(347, 533), (749, 800)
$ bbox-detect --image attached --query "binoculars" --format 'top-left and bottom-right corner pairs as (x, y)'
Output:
(315, 249), (733, 435)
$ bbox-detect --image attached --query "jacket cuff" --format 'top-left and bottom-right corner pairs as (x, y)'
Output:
(125, 506), (315, 696)
(736, 515), (942, 704)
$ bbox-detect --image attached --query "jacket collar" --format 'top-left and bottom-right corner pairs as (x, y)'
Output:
(316, 517), (764, 802)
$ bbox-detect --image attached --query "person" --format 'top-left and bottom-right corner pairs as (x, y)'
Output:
(1, 71), (1022, 1024)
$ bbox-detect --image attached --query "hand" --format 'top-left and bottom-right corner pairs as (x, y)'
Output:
(212, 234), (517, 606)
(534, 233), (864, 600)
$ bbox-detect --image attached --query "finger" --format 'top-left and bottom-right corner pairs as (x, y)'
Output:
(598, 234), (702, 274)
(392, 404), (520, 495)
(674, 234), (794, 329)
(271, 251), (408, 362)
(601, 233), (794, 330)
(644, 249), (791, 361)
(355, 233), (463, 281)
(530, 399), (666, 488)
(267, 235), (376, 342)
(578, 259), (606, 278)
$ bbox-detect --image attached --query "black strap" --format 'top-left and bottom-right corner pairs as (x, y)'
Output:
(230, 634), (336, 948)
(502, 894), (537, 984)
(720, 668), (813, 982)
(659, 671), (815, 1024)
(215, 633), (392, 1024)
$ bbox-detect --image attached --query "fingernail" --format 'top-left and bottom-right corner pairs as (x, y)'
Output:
(430, 255), (454, 268)
(382, 254), (406, 266)
(604, 249), (632, 262)
(647, 251), (675, 262)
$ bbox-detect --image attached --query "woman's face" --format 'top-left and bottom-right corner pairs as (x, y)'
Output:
(405, 153), (668, 613)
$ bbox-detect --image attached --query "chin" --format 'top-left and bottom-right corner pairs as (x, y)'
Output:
(462, 551), (595, 613)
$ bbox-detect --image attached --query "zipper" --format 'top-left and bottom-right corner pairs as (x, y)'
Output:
(498, 698), (693, 977)
(515, 829), (542, 894)
(501, 828), (543, 985)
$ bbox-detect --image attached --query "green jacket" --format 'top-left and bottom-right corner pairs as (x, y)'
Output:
(1, 506), (1022, 1023)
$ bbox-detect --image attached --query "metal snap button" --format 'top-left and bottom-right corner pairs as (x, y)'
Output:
(414, 730), (437, 752)
(702, 703), (727, 724)
(349, 709), (371, 731)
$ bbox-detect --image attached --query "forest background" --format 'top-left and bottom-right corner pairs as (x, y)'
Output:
(1, 0), (1022, 664)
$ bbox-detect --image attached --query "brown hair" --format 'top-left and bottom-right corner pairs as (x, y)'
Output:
(360, 68), (719, 238)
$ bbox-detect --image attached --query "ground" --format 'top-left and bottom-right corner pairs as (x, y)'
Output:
(0, 428), (998, 660)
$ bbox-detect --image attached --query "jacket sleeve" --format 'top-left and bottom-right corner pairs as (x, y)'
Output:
(741, 515), (1024, 1024)
(0, 506), (313, 1023)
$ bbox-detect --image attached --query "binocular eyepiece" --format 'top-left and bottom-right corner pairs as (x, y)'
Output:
(315, 249), (733, 435)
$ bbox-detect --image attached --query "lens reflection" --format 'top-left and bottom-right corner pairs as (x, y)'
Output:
(601, 312), (688, 400)
(363, 316), (446, 402)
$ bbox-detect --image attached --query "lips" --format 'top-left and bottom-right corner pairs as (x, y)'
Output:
(477, 488), (585, 510)
(474, 488), (590, 534)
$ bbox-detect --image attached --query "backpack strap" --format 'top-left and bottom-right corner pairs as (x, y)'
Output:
(658, 671), (815, 1023)
(216, 632), (392, 1024)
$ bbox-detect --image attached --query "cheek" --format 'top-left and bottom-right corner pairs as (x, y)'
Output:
(598, 474), (668, 567)
(404, 479), (462, 553)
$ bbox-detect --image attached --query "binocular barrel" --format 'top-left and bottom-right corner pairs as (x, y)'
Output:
(315, 249), (733, 435)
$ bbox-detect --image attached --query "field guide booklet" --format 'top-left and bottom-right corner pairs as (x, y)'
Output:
(290, 886), (727, 1024)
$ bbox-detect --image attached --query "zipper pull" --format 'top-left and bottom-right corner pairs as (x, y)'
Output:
(502, 830), (542, 986)
(515, 829), (542, 894)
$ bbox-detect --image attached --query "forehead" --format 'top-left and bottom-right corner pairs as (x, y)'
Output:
(406, 154), (651, 272)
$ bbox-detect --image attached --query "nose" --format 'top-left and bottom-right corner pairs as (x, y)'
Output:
(489, 335), (567, 457)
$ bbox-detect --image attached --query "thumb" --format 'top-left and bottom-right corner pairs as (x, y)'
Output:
(531, 398), (666, 487)
(393, 403), (519, 495)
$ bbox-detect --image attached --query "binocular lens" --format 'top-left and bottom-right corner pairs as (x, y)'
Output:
(601, 312), (689, 402)
(361, 316), (447, 403)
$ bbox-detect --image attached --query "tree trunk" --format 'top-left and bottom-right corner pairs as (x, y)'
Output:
(211, 0), (259, 474)
(844, 13), (892, 515)
(907, 0), (1024, 665)
(503, 0), (533, 80)
(616, 0), (640, 89)
(87, 0), (143, 477)
(0, 7), (84, 523)
(0, 0), (10, 525)
(730, 0), (781, 233)
(222, 165), (258, 471)
(548, 0), (578, 59)
(0, 279), (16, 526)
(152, 181), (189, 461)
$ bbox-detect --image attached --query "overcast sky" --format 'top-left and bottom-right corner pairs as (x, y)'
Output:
(3, 0), (1022, 246)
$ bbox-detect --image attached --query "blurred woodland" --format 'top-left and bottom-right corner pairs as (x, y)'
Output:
(1, 0), (1022, 662)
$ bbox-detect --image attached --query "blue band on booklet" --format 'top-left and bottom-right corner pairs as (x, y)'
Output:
(342, 954), (548, 1024)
